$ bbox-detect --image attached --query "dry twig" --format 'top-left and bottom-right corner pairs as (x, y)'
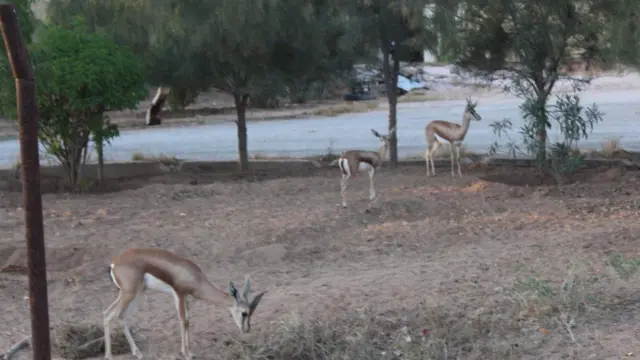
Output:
(0, 337), (30, 360)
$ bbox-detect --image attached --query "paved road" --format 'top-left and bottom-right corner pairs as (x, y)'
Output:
(0, 89), (639, 168)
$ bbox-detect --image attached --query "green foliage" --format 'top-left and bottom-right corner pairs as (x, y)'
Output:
(0, 0), (37, 45)
(0, 18), (146, 187)
(0, 0), (37, 117)
(271, 0), (368, 104)
(455, 0), (617, 164)
(607, 253), (640, 280)
(488, 94), (603, 181)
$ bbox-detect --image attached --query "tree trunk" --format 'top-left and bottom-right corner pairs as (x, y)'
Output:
(534, 91), (550, 163)
(382, 47), (400, 167)
(536, 126), (547, 163)
(234, 93), (250, 172)
(146, 86), (170, 126)
(96, 138), (104, 182)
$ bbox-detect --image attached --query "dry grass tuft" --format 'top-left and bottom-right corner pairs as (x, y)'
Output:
(52, 323), (132, 360)
(402, 143), (479, 161)
(397, 90), (446, 103)
(213, 265), (620, 360)
(310, 101), (379, 117)
(599, 137), (621, 157)
(131, 152), (180, 166)
(219, 303), (526, 360)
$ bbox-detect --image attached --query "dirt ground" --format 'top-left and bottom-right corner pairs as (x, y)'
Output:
(1, 164), (640, 359)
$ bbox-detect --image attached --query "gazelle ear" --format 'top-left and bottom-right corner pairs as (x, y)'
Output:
(388, 126), (396, 135)
(229, 281), (238, 300)
(371, 129), (381, 138)
(249, 291), (267, 315)
(242, 275), (251, 299)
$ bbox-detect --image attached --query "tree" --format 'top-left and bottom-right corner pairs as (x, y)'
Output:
(0, 0), (37, 117)
(0, 19), (146, 188)
(426, 0), (461, 62)
(271, 0), (368, 105)
(200, 0), (367, 171)
(355, 0), (429, 167)
(46, 0), (211, 123)
(454, 0), (635, 163)
(48, 0), (364, 171)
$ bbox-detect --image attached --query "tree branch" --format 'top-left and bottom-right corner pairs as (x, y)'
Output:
(0, 337), (30, 360)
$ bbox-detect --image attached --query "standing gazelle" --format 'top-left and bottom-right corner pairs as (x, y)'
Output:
(103, 248), (266, 360)
(424, 97), (482, 177)
(337, 126), (396, 208)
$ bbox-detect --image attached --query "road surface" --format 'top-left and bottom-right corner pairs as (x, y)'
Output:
(0, 89), (639, 169)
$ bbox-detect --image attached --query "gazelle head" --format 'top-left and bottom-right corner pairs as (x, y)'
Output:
(229, 276), (266, 333)
(371, 126), (396, 159)
(465, 97), (482, 121)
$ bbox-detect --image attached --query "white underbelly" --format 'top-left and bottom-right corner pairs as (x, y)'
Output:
(143, 273), (175, 295)
(340, 158), (374, 175)
(357, 161), (373, 171)
(434, 134), (462, 146)
(109, 264), (175, 295)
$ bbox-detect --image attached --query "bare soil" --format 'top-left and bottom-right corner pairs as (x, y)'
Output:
(1, 164), (640, 359)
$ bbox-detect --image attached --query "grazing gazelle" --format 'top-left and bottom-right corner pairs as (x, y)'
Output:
(424, 97), (482, 177)
(103, 248), (266, 360)
(337, 126), (396, 208)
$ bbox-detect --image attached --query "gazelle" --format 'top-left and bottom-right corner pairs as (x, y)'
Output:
(424, 97), (482, 177)
(337, 126), (396, 208)
(103, 248), (266, 360)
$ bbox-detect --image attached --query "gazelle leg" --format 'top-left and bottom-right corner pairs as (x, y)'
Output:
(428, 141), (440, 177)
(450, 144), (455, 177)
(455, 143), (462, 177)
(430, 152), (435, 176)
(340, 173), (350, 208)
(122, 294), (143, 359)
(424, 148), (430, 176)
(104, 291), (138, 360)
(368, 168), (376, 200)
(173, 292), (194, 359)
(103, 293), (121, 360)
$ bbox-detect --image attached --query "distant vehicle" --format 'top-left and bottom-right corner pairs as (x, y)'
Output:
(343, 66), (378, 101)
(344, 64), (428, 101)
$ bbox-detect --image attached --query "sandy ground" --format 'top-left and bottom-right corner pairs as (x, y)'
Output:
(1, 163), (640, 359)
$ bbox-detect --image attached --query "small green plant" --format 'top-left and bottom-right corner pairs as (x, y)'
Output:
(317, 138), (340, 162)
(488, 94), (603, 183)
(514, 276), (555, 298)
(488, 118), (523, 160)
(607, 253), (640, 280)
(509, 272), (602, 348)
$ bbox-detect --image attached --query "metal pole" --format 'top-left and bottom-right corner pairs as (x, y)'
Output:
(0, 4), (51, 360)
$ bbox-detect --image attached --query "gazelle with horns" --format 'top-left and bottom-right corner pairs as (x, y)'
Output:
(337, 126), (396, 208)
(103, 248), (266, 360)
(424, 97), (482, 177)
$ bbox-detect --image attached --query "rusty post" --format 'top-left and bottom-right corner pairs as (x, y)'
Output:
(0, 4), (51, 360)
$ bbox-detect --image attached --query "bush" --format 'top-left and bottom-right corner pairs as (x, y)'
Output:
(0, 17), (146, 188)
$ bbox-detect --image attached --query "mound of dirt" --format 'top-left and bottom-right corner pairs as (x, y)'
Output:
(52, 323), (132, 360)
(591, 166), (626, 182)
(0, 246), (87, 274)
(242, 243), (288, 266)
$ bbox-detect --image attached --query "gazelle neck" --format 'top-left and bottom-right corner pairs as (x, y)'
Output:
(459, 111), (473, 139)
(193, 279), (232, 306)
(378, 144), (388, 163)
